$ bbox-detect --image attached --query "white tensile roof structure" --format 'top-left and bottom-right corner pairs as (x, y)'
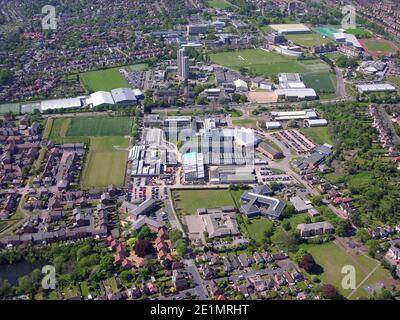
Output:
(86, 91), (115, 107)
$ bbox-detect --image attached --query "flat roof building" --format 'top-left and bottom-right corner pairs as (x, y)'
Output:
(111, 88), (137, 106)
(183, 152), (205, 181)
(275, 88), (317, 102)
(270, 23), (311, 35)
(356, 83), (396, 94)
(86, 91), (115, 107)
(41, 97), (83, 111)
(304, 119), (328, 127)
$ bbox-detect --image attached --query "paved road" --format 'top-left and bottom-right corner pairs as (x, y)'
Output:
(184, 259), (209, 300)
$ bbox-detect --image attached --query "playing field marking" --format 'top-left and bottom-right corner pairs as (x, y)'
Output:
(238, 55), (245, 60)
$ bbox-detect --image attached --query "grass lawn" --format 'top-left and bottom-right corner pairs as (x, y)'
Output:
(210, 49), (330, 77)
(67, 117), (132, 136)
(232, 118), (258, 129)
(172, 189), (235, 215)
(363, 39), (395, 52)
(302, 242), (392, 299)
(81, 137), (129, 188)
(47, 116), (131, 188)
(302, 72), (336, 93)
(242, 218), (274, 244)
(80, 67), (129, 92)
(80, 281), (90, 298)
(345, 83), (359, 98)
(345, 27), (373, 38)
(208, 0), (233, 9)
(286, 33), (333, 48)
(300, 127), (333, 145)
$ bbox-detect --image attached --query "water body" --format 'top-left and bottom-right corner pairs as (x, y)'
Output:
(0, 261), (46, 286)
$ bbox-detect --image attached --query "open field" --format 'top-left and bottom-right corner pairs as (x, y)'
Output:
(232, 118), (258, 129)
(81, 137), (129, 188)
(47, 116), (131, 188)
(302, 72), (336, 93)
(67, 117), (132, 136)
(387, 76), (400, 87)
(302, 241), (393, 299)
(345, 27), (373, 38)
(286, 33), (332, 48)
(172, 189), (236, 215)
(300, 127), (333, 145)
(80, 67), (129, 92)
(208, 0), (233, 9)
(210, 49), (331, 77)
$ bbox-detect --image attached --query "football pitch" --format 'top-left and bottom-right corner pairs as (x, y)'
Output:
(67, 117), (132, 136)
(47, 116), (131, 188)
(79, 63), (147, 92)
(210, 49), (330, 77)
(302, 72), (336, 93)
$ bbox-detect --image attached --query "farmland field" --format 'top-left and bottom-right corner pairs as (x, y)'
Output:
(210, 49), (330, 77)
(302, 72), (336, 93)
(172, 189), (235, 215)
(67, 117), (132, 136)
(286, 33), (332, 47)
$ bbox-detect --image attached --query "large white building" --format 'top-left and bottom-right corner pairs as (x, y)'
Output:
(40, 97), (83, 111)
(271, 109), (318, 121)
(275, 88), (317, 102)
(111, 88), (137, 106)
(356, 83), (396, 94)
(86, 91), (115, 108)
(269, 23), (311, 35)
(333, 32), (363, 49)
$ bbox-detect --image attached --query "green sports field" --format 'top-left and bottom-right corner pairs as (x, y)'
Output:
(286, 33), (332, 48)
(79, 64), (147, 92)
(210, 49), (330, 77)
(172, 189), (236, 215)
(47, 116), (131, 188)
(363, 39), (395, 52)
(67, 117), (132, 136)
(302, 72), (336, 93)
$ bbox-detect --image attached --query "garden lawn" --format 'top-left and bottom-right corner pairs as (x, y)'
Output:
(208, 0), (233, 9)
(172, 189), (235, 215)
